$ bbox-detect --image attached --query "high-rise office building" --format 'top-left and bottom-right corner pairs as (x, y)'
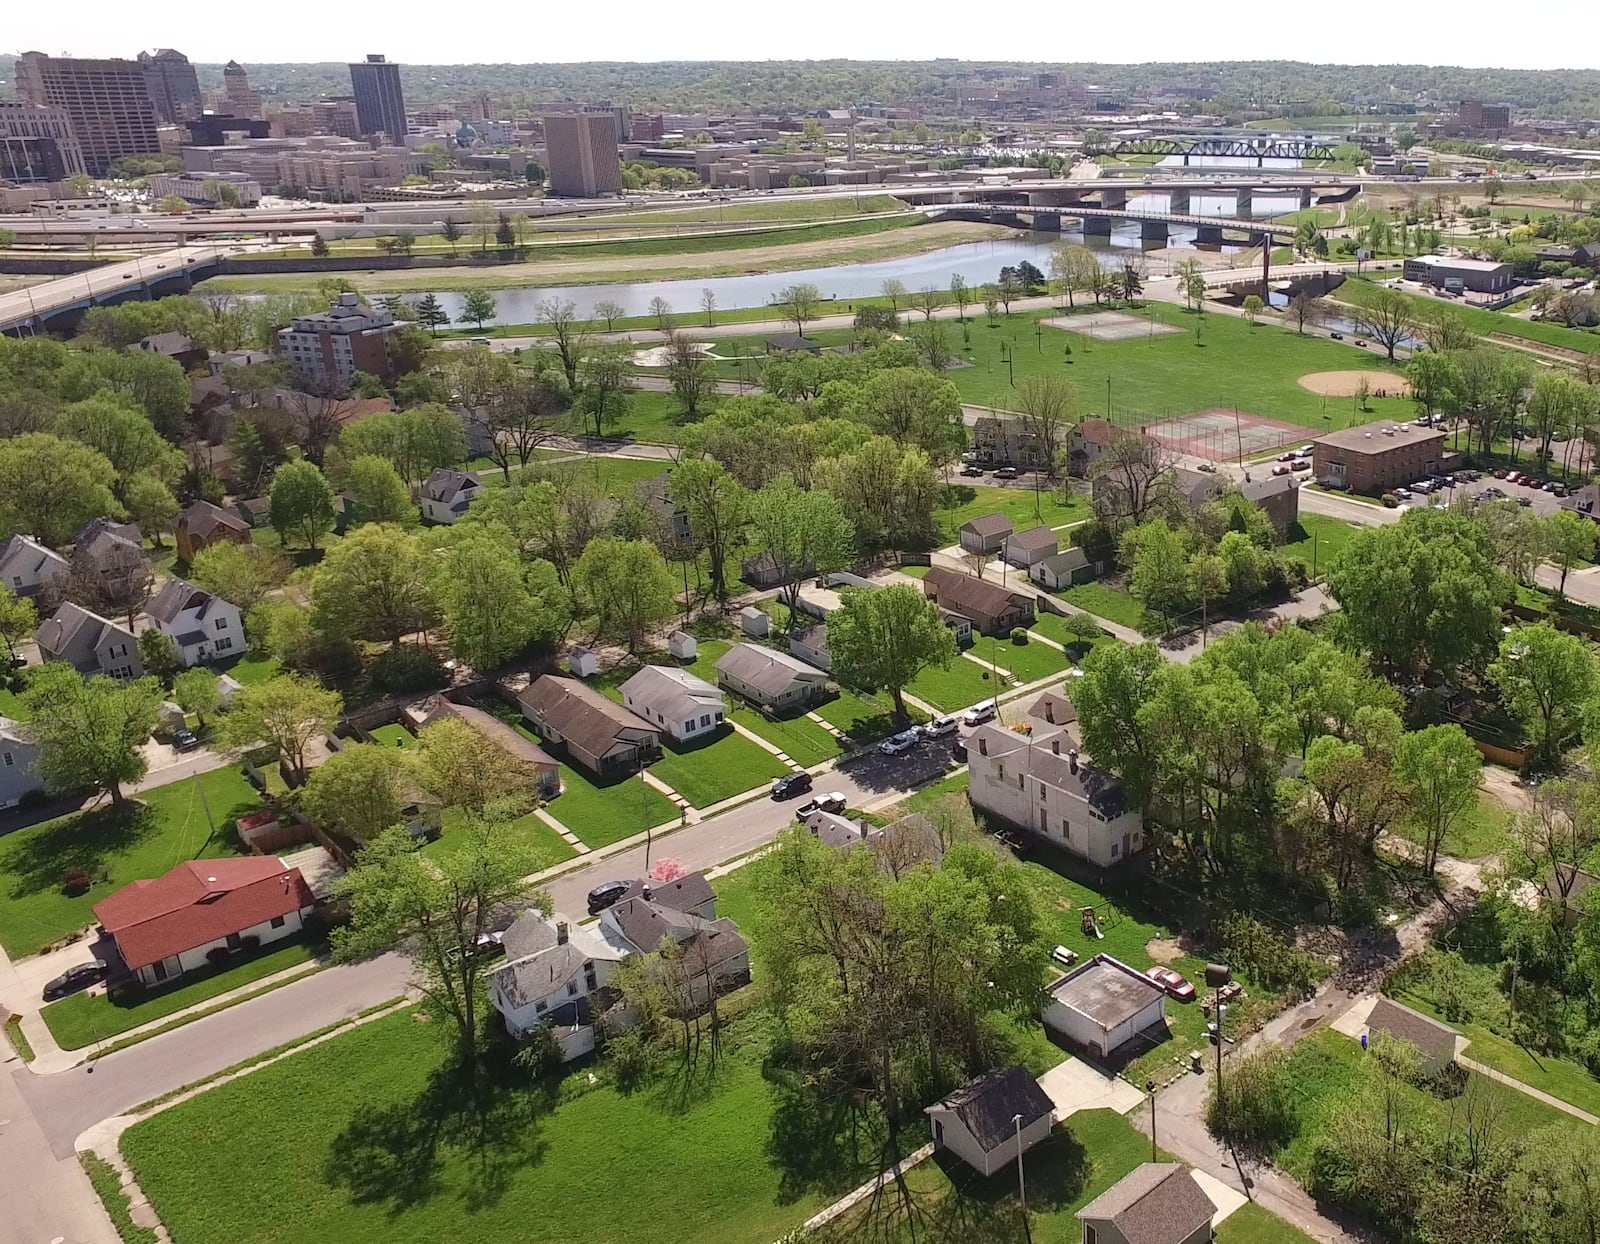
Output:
(348, 55), (407, 142)
(222, 60), (263, 120)
(542, 111), (623, 197)
(138, 49), (202, 124)
(16, 52), (159, 176)
(0, 102), (87, 178)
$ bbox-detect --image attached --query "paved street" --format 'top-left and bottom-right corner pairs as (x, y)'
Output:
(0, 1063), (119, 1244)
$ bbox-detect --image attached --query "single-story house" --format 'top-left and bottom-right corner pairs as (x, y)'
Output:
(959, 513), (1014, 556)
(145, 577), (246, 667)
(406, 695), (561, 799)
(620, 666), (725, 744)
(517, 675), (660, 777)
(1076, 1162), (1217, 1244)
(138, 331), (208, 371)
(938, 608), (973, 647)
(175, 500), (252, 564)
(1004, 525), (1058, 569)
(93, 857), (316, 988)
(1238, 474), (1300, 534)
(715, 643), (829, 714)
(1032, 547), (1096, 590)
(421, 469), (483, 525)
(925, 1066), (1056, 1177)
(0, 533), (68, 599)
(791, 622), (831, 671)
(1042, 953), (1168, 1060)
(0, 717), (44, 810)
(34, 602), (141, 680)
(1363, 997), (1462, 1078)
(921, 567), (1036, 636)
(765, 333), (822, 355)
(741, 551), (813, 589)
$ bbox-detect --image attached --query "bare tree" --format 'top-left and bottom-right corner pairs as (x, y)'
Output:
(1089, 432), (1179, 533)
(65, 537), (154, 629)
(880, 279), (908, 313)
(536, 296), (590, 390)
(1016, 375), (1076, 478)
(1286, 292), (1326, 335)
(592, 299), (624, 332)
(961, 548), (992, 581)
(648, 296), (673, 332)
(700, 288), (717, 327)
(286, 382), (357, 467)
(1351, 288), (1417, 361)
(665, 331), (717, 419)
(776, 283), (821, 334)
(912, 285), (943, 322)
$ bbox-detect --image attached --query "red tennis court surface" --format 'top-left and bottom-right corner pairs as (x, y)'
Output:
(1140, 409), (1308, 462)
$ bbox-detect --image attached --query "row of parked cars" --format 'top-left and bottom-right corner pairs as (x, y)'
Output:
(1271, 444), (1317, 477)
(959, 463), (1022, 480)
(1493, 468), (1568, 497)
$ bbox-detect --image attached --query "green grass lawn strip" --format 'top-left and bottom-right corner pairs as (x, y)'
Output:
(1059, 582), (1147, 631)
(908, 656), (1007, 712)
(650, 728), (789, 808)
(545, 762), (679, 849)
(729, 705), (839, 766)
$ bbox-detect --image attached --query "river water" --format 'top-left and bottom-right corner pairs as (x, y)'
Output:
(420, 192), (1305, 327)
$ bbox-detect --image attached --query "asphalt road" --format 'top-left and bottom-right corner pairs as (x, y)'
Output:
(15, 951), (412, 1157)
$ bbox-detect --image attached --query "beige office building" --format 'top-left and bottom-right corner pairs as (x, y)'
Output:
(542, 111), (622, 196)
(0, 103), (87, 178)
(15, 52), (159, 176)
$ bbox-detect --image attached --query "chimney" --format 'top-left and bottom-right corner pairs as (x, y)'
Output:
(1069, 748), (1079, 774)
(978, 735), (987, 756)
(1050, 737), (1060, 755)
(641, 883), (653, 903)
(556, 921), (569, 944)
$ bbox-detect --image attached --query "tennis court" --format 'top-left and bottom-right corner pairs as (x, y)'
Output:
(1141, 408), (1307, 461)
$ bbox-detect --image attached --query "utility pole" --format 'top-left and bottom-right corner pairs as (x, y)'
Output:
(1146, 1079), (1157, 1161)
(1012, 1113), (1028, 1226)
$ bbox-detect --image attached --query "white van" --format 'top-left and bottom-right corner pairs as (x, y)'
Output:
(962, 700), (997, 727)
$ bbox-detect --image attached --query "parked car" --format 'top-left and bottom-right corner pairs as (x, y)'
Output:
(771, 772), (814, 800)
(42, 960), (106, 1001)
(586, 880), (630, 916)
(1297, 445), (1315, 456)
(959, 465), (985, 478)
(1277, 451), (1299, 462)
(1552, 483), (1568, 497)
(1394, 486), (1412, 498)
(1518, 496), (1534, 507)
(924, 715), (959, 738)
(879, 728), (922, 756)
(962, 700), (997, 726)
(172, 728), (200, 752)
(992, 466), (1020, 480)
(951, 736), (968, 760)
(1271, 464), (1292, 476)
(1330, 331), (1344, 340)
(471, 930), (506, 959)
(1493, 469), (1509, 479)
(796, 792), (848, 818)
(1145, 966), (1197, 1002)
(1050, 945), (1079, 968)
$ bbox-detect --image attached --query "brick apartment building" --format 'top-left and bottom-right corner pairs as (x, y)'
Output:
(1311, 420), (1450, 495)
(277, 293), (396, 388)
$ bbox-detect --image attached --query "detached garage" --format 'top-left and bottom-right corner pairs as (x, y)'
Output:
(1042, 953), (1167, 1059)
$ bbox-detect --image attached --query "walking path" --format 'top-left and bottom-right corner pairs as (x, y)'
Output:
(1457, 1054), (1600, 1125)
(727, 718), (805, 773)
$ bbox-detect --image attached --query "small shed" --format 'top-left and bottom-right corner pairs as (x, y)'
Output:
(668, 630), (698, 661)
(959, 513), (1015, 556)
(567, 646), (599, 678)
(1042, 953), (1167, 1059)
(215, 672), (244, 709)
(739, 606), (771, 638)
(925, 1067), (1055, 1177)
(1032, 547), (1094, 591)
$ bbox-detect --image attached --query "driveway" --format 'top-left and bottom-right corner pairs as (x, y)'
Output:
(1036, 1056), (1144, 1118)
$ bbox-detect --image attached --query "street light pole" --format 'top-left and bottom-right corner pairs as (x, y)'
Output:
(1215, 1001), (1228, 1113)
(1012, 1113), (1027, 1220)
(1146, 1079), (1157, 1162)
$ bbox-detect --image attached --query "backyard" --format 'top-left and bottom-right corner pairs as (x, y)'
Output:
(1279, 513), (1360, 578)
(0, 768), (262, 958)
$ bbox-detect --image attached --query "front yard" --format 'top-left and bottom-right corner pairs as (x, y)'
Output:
(544, 762), (679, 849)
(0, 768), (262, 958)
(424, 808), (576, 869)
(908, 654), (1008, 713)
(967, 635), (1073, 685)
(119, 1007), (849, 1244)
(728, 704), (839, 767)
(649, 728), (789, 809)
(812, 687), (921, 742)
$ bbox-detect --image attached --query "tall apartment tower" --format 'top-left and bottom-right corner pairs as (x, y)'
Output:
(0, 103), (88, 179)
(541, 111), (623, 197)
(15, 52), (159, 176)
(348, 55), (407, 142)
(222, 60), (263, 120)
(138, 49), (202, 124)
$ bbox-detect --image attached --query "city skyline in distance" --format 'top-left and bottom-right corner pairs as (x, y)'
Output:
(6, 0), (1600, 74)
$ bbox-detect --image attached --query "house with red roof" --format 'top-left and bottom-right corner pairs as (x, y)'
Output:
(93, 857), (316, 987)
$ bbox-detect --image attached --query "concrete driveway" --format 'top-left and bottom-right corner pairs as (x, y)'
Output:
(1036, 1056), (1145, 1119)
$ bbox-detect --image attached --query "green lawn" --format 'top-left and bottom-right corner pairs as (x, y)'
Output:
(1215, 1202), (1318, 1243)
(1027, 612), (1106, 653)
(0, 684), (27, 720)
(1392, 789), (1513, 861)
(600, 388), (699, 446)
(216, 651), (281, 687)
(935, 484), (1089, 545)
(424, 808), (576, 870)
(1059, 582), (1147, 632)
(120, 1008), (845, 1244)
(969, 635), (1072, 685)
(947, 302), (1414, 431)
(1279, 513), (1360, 577)
(729, 704), (839, 767)
(544, 762), (679, 849)
(813, 687), (923, 742)
(0, 768), (262, 958)
(908, 655), (1009, 713)
(1337, 276), (1600, 356)
(41, 938), (319, 1051)
(368, 724), (416, 750)
(524, 454), (669, 501)
(650, 727), (789, 809)
(893, 771), (972, 817)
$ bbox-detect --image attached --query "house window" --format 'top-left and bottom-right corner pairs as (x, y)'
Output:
(535, 999), (546, 1014)
(683, 721), (693, 734)
(1, 752), (10, 767)
(270, 915), (286, 929)
(214, 617), (228, 630)
(1038, 782), (1046, 801)
(1086, 1228), (1098, 1244)
(996, 763), (1005, 781)
(1061, 818), (1070, 840)
(1111, 842), (1120, 858)
(215, 637), (234, 652)
(699, 714), (711, 728)
(566, 982), (578, 997)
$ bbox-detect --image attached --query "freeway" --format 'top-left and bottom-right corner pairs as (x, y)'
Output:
(0, 245), (224, 332)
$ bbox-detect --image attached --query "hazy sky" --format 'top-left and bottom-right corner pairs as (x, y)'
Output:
(8, 0), (1599, 71)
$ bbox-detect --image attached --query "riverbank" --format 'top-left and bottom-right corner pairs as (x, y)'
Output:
(196, 219), (1014, 294)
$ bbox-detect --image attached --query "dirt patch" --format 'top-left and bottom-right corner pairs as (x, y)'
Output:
(1146, 937), (1187, 964)
(1297, 370), (1411, 398)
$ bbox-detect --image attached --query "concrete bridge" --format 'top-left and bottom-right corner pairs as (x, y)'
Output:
(928, 203), (1298, 245)
(0, 246), (225, 335)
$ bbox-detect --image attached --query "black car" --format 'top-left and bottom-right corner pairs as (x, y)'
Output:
(173, 728), (200, 752)
(586, 880), (630, 916)
(770, 771), (814, 801)
(42, 960), (106, 1002)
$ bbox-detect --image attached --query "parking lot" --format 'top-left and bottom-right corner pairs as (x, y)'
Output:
(1399, 466), (1567, 515)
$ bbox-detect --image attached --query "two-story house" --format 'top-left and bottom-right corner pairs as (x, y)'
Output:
(144, 578), (246, 667)
(420, 468), (483, 525)
(33, 602), (142, 680)
(966, 723), (1143, 867)
(0, 534), (68, 600)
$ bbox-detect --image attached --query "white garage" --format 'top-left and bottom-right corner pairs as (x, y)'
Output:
(1042, 953), (1168, 1060)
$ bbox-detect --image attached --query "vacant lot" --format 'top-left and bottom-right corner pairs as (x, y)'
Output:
(935, 484), (1089, 545)
(909, 654), (1008, 713)
(544, 762), (679, 849)
(0, 768), (262, 958)
(1059, 582), (1147, 631)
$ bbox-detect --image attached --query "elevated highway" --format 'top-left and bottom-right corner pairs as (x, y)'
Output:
(0, 246), (225, 335)
(928, 202), (1298, 244)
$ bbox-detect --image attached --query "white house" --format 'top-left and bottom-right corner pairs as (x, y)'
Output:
(1031, 547), (1096, 591)
(488, 913), (631, 1059)
(93, 858), (316, 988)
(144, 578), (246, 667)
(0, 534), (68, 599)
(420, 468), (483, 524)
(966, 723), (1144, 867)
(0, 717), (44, 810)
(925, 1067), (1056, 1177)
(1042, 953), (1168, 1060)
(620, 666), (725, 744)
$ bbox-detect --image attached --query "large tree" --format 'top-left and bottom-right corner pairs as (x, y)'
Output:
(122, 474), (179, 550)
(302, 743), (411, 843)
(20, 664), (161, 808)
(827, 583), (958, 722)
(573, 344), (633, 440)
(747, 477), (855, 626)
(311, 524), (439, 647)
(433, 532), (541, 669)
(665, 330), (717, 420)
(54, 394), (184, 490)
(1489, 623), (1598, 763)
(414, 716), (533, 815)
(1351, 288), (1417, 361)
(1543, 509), (1597, 599)
(572, 537), (678, 652)
(0, 434), (120, 547)
(217, 674), (342, 785)
(189, 542), (290, 615)
(339, 405), (466, 490)
(0, 586), (37, 665)
(1073, 641), (1169, 826)
(1015, 374), (1076, 477)
(776, 283), (821, 333)
(172, 667), (220, 728)
(670, 458), (747, 603)
(332, 818), (546, 1065)
(536, 296), (591, 390)
(268, 460), (337, 552)
(849, 368), (966, 468)
(344, 454), (417, 527)
(1392, 724), (1482, 874)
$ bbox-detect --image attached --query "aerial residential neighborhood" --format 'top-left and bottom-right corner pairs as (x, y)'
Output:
(2, 31), (1600, 1244)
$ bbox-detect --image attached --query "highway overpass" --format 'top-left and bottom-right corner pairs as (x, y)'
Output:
(0, 247), (225, 335)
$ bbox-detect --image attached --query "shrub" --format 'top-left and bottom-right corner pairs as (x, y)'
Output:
(1220, 914), (1326, 996)
(1010, 627), (1029, 645)
(1056, 611), (1106, 642)
(512, 1023), (565, 1077)
(205, 946), (232, 966)
(1381, 493), (1399, 508)
(367, 643), (447, 694)
(63, 869), (92, 897)
(606, 1028), (652, 1093)
(1204, 1046), (1297, 1159)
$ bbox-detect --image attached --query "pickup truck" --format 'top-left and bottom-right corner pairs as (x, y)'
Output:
(796, 792), (848, 818)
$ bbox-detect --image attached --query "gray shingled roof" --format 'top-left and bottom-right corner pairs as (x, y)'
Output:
(932, 1066), (1054, 1153)
(960, 513), (1014, 540)
(146, 577), (220, 625)
(1076, 1163), (1215, 1244)
(518, 675), (657, 760)
(1049, 954), (1166, 1029)
(922, 567), (1033, 622)
(1366, 997), (1458, 1063)
(616, 872), (714, 913)
(715, 643), (825, 700)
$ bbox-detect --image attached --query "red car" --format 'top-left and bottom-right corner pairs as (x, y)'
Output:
(1145, 966), (1196, 1002)
(1493, 470), (1508, 480)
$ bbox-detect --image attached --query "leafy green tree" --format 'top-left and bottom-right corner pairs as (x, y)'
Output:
(458, 289), (497, 330)
(1393, 724), (1481, 874)
(0, 433), (120, 546)
(849, 368), (966, 468)
(434, 532), (541, 669)
(217, 674), (342, 785)
(574, 343), (633, 439)
(827, 584), (957, 722)
(572, 537), (677, 652)
(122, 474), (179, 549)
(0, 586), (37, 665)
(311, 524), (439, 647)
(1217, 530), (1268, 599)
(137, 629), (181, 685)
(340, 405), (467, 489)
(1241, 294), (1264, 325)
(414, 716), (534, 815)
(1543, 509), (1597, 599)
(665, 330), (716, 419)
(670, 458), (748, 602)
(1123, 518), (1192, 628)
(777, 283), (821, 333)
(1489, 623), (1598, 762)
(172, 667), (220, 727)
(440, 219), (462, 255)
(53, 394), (183, 487)
(189, 542), (289, 615)
(19, 664), (161, 807)
(345, 454), (417, 526)
(1507, 1124), (1600, 1244)
(332, 817), (545, 1065)
(1072, 641), (1169, 825)
(747, 477), (856, 625)
(269, 460), (337, 551)
(303, 742), (411, 843)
